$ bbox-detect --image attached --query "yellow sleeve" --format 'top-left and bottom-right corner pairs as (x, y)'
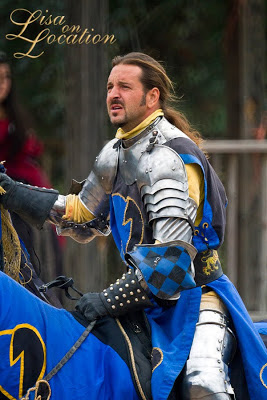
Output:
(185, 163), (204, 226)
(62, 194), (95, 223)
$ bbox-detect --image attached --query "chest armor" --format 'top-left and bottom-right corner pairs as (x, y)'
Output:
(110, 117), (188, 257)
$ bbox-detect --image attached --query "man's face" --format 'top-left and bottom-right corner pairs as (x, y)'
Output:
(106, 64), (150, 132)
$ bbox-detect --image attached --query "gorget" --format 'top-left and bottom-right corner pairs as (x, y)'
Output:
(119, 116), (192, 185)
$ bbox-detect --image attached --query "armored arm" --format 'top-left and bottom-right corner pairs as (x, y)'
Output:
(126, 144), (198, 300)
(49, 138), (119, 243)
(0, 139), (118, 244)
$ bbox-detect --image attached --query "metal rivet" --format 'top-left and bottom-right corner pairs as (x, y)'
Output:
(172, 167), (175, 171)
(112, 305), (116, 309)
(115, 296), (119, 300)
(107, 299), (111, 303)
(135, 298), (139, 302)
(131, 280), (135, 284)
(149, 168), (152, 172)
(137, 289), (141, 293)
(217, 360), (221, 364)
(219, 369), (223, 373)
(122, 294), (126, 298)
(142, 296), (146, 300)
(125, 283), (129, 288)
(104, 293), (108, 297)
(120, 303), (123, 307)
(119, 288), (123, 292)
(127, 300), (130, 304)
(110, 287), (113, 291)
(130, 291), (134, 295)
(128, 271), (132, 274)
(145, 170), (148, 174)
(122, 276), (125, 280)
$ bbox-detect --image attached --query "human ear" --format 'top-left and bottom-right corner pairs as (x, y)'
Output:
(147, 87), (160, 108)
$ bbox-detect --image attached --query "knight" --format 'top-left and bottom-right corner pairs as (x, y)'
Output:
(0, 52), (266, 399)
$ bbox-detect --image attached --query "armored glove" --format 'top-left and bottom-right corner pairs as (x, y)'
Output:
(0, 173), (59, 229)
(76, 269), (154, 322)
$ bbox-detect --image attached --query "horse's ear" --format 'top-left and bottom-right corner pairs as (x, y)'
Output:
(35, 380), (51, 400)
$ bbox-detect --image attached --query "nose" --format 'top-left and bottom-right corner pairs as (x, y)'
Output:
(107, 86), (120, 100)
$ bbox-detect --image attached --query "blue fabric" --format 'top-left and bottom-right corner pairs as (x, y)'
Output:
(145, 275), (267, 400)
(109, 137), (267, 398)
(128, 245), (195, 298)
(0, 271), (139, 400)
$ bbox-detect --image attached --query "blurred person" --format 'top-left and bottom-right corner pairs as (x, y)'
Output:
(0, 51), (62, 307)
(0, 52), (266, 399)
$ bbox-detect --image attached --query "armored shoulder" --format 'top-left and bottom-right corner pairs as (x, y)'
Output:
(136, 144), (197, 224)
(92, 138), (119, 193)
(79, 138), (119, 216)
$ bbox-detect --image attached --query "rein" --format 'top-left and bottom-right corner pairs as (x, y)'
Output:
(20, 320), (96, 400)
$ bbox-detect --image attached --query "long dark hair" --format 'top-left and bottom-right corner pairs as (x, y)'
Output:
(0, 52), (30, 157)
(112, 52), (203, 148)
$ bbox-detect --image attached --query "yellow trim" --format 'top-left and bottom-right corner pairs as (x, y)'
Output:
(151, 347), (164, 373)
(115, 109), (164, 140)
(0, 324), (46, 399)
(0, 385), (16, 400)
(112, 193), (144, 252)
(260, 363), (267, 389)
(116, 318), (148, 400)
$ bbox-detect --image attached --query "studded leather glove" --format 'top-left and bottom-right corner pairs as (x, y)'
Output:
(75, 269), (154, 322)
(0, 173), (58, 229)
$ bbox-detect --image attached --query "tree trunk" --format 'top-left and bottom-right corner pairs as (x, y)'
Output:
(63, 0), (110, 304)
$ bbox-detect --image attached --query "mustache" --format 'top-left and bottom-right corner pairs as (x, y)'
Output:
(110, 99), (124, 106)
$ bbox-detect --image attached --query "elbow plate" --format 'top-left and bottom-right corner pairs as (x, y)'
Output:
(125, 241), (197, 299)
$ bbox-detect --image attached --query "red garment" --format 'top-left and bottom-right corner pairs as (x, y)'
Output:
(0, 118), (51, 187)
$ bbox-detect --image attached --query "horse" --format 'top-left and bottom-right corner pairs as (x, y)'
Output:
(0, 270), (153, 400)
(1, 269), (267, 400)
(0, 205), (266, 400)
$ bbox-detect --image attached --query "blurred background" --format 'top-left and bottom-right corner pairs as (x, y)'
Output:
(0, 0), (266, 316)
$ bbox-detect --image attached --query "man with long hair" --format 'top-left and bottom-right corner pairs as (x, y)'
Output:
(0, 52), (266, 399)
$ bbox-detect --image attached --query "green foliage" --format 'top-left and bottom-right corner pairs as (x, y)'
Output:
(109, 0), (228, 138)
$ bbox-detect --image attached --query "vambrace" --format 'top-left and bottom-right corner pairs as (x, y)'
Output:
(125, 241), (197, 300)
(181, 309), (237, 399)
(76, 269), (154, 322)
(0, 173), (59, 229)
